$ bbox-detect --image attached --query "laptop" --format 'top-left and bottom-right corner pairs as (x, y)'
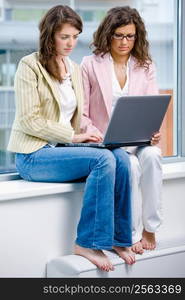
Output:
(57, 94), (171, 149)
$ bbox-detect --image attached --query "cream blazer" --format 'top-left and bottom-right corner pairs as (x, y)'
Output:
(7, 52), (83, 154)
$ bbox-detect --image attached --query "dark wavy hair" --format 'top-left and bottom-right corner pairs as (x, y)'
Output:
(39, 5), (82, 80)
(92, 6), (152, 69)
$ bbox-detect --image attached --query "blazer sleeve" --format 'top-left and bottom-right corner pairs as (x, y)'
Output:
(14, 60), (74, 143)
(80, 58), (102, 135)
(145, 62), (159, 95)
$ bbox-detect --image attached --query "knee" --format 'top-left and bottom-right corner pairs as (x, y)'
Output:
(113, 148), (130, 170)
(129, 155), (141, 179)
(138, 146), (161, 163)
(98, 149), (116, 170)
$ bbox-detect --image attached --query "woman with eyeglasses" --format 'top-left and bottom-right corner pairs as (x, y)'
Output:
(7, 5), (135, 271)
(81, 6), (162, 255)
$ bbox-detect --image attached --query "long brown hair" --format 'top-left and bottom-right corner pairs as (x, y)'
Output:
(92, 6), (152, 69)
(39, 5), (82, 80)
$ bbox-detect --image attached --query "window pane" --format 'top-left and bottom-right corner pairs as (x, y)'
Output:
(0, 0), (180, 175)
(0, 50), (7, 86)
(0, 89), (15, 173)
(136, 0), (176, 157)
(12, 9), (47, 22)
(0, 50), (33, 174)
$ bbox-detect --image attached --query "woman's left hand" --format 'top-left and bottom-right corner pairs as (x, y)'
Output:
(151, 131), (161, 145)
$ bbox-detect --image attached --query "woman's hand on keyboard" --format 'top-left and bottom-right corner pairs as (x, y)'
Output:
(72, 132), (102, 143)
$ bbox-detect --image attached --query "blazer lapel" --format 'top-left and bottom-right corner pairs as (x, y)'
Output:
(71, 64), (83, 133)
(93, 54), (112, 117)
(37, 60), (61, 109)
(128, 56), (139, 95)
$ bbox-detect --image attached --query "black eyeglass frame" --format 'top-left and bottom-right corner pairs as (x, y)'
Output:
(112, 33), (137, 41)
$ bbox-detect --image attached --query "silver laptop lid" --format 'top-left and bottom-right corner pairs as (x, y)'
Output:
(103, 94), (171, 146)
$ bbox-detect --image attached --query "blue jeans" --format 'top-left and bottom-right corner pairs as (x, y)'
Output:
(16, 145), (132, 249)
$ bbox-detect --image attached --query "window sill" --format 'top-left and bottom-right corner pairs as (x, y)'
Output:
(162, 161), (185, 180)
(0, 162), (185, 202)
(0, 180), (84, 202)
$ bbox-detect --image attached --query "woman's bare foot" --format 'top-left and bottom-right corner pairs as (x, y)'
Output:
(141, 229), (156, 250)
(131, 241), (144, 254)
(74, 244), (114, 272)
(113, 246), (136, 265)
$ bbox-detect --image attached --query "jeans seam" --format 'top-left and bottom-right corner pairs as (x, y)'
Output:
(92, 161), (99, 247)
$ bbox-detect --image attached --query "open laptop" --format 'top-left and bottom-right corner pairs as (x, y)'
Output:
(57, 94), (171, 149)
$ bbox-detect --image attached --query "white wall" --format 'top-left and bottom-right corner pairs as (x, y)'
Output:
(0, 190), (83, 277)
(0, 174), (185, 277)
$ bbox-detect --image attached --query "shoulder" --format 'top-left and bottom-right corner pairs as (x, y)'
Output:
(17, 52), (41, 75)
(81, 53), (110, 68)
(130, 56), (156, 73)
(81, 54), (96, 66)
(20, 52), (39, 67)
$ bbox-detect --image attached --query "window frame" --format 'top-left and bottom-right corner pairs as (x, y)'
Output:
(178, 0), (185, 157)
(159, 0), (185, 163)
(163, 0), (185, 163)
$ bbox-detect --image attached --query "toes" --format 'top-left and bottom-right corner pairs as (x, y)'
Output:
(132, 245), (143, 254)
(150, 243), (156, 250)
(132, 242), (144, 254)
(137, 247), (144, 254)
(131, 246), (137, 253)
(105, 264), (110, 272)
(141, 241), (147, 250)
(109, 263), (115, 271)
(101, 264), (108, 272)
(124, 256), (132, 265)
(142, 241), (156, 250)
(124, 253), (136, 265)
(100, 262), (112, 272)
(128, 253), (136, 264)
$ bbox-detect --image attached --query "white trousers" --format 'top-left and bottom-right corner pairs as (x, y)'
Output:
(129, 146), (162, 244)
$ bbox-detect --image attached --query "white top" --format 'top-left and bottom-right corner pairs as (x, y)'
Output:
(110, 55), (130, 112)
(58, 57), (77, 127)
(49, 57), (77, 145)
(110, 56), (136, 153)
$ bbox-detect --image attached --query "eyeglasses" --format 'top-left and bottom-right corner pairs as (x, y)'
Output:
(112, 33), (136, 41)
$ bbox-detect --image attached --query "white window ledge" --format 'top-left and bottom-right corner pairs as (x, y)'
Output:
(162, 161), (185, 180)
(0, 181), (84, 202)
(0, 162), (185, 202)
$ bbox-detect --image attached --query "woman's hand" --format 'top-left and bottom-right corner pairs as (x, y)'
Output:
(151, 131), (161, 145)
(72, 132), (103, 143)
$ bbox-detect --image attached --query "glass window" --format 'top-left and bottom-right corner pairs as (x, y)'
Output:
(0, 49), (34, 174)
(0, 50), (7, 86)
(136, 0), (176, 157)
(0, 89), (15, 173)
(12, 8), (47, 22)
(0, 0), (184, 177)
(78, 10), (94, 22)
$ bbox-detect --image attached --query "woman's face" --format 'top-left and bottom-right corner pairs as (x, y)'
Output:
(54, 23), (80, 58)
(110, 23), (136, 58)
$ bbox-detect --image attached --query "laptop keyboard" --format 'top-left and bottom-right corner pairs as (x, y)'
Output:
(56, 143), (105, 148)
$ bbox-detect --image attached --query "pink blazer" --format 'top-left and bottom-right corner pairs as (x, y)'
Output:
(80, 53), (159, 134)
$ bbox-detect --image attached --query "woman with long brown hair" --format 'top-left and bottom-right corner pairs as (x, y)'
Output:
(7, 5), (135, 271)
(81, 6), (162, 255)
